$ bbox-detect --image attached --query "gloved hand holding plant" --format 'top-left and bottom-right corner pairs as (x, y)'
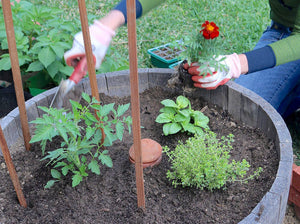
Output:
(181, 21), (243, 90)
(185, 54), (242, 89)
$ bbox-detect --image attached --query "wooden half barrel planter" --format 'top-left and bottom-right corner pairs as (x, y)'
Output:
(0, 68), (293, 224)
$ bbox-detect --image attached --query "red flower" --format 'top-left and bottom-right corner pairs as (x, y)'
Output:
(200, 21), (219, 40)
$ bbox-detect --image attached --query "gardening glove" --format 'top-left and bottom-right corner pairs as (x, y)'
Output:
(183, 53), (242, 90)
(64, 20), (116, 70)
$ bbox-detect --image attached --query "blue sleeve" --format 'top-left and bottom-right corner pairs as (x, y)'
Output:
(244, 46), (276, 73)
(113, 0), (143, 24)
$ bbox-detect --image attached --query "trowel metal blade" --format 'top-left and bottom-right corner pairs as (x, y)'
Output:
(50, 81), (82, 110)
(50, 82), (64, 109)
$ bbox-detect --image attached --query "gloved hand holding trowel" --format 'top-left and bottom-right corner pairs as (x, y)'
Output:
(64, 20), (116, 78)
(53, 1), (164, 108)
(51, 10), (123, 108)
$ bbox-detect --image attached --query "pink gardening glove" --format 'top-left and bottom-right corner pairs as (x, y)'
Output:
(64, 21), (115, 70)
(184, 53), (242, 90)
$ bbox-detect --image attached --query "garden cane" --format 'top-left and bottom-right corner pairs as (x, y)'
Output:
(1, 0), (31, 151)
(126, 0), (145, 209)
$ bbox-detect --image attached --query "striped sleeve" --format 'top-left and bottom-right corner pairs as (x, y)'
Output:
(113, 0), (164, 23)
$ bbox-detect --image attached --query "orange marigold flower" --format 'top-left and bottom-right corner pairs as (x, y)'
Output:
(200, 21), (219, 40)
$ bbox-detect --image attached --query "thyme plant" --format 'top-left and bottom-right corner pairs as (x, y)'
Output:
(164, 131), (263, 191)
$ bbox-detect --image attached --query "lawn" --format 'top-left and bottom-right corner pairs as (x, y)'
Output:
(30, 0), (271, 70)
(27, 0), (299, 162)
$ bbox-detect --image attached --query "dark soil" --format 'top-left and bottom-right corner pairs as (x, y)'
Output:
(0, 87), (278, 224)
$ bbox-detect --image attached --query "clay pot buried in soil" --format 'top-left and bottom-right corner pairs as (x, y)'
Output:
(129, 138), (162, 168)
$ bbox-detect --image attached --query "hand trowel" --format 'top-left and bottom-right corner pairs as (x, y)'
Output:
(50, 57), (87, 109)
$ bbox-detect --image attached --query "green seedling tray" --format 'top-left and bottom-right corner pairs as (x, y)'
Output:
(147, 43), (183, 68)
(169, 60), (183, 70)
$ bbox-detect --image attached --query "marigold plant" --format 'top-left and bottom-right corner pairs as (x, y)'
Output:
(180, 20), (227, 75)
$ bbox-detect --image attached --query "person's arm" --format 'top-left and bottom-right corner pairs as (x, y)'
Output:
(243, 31), (300, 74)
(65, 0), (165, 69)
(269, 32), (300, 66)
(99, 10), (126, 31)
(268, 0), (300, 66)
(244, 0), (300, 74)
(63, 0), (165, 90)
(113, 0), (164, 24)
(186, 1), (300, 90)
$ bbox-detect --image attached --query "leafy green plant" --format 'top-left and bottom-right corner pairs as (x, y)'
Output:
(0, 1), (131, 91)
(0, 1), (78, 85)
(164, 131), (263, 191)
(29, 92), (132, 188)
(155, 95), (209, 136)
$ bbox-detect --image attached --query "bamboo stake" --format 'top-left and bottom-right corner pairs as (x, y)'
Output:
(77, 0), (105, 144)
(126, 0), (145, 208)
(1, 0), (31, 151)
(77, 0), (99, 102)
(0, 125), (27, 207)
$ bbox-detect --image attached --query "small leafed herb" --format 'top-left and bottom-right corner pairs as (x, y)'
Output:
(155, 95), (209, 136)
(164, 131), (263, 191)
(29, 93), (132, 188)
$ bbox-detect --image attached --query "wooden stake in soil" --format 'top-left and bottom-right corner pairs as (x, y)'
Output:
(1, 0), (31, 151)
(0, 125), (27, 208)
(77, 0), (105, 144)
(126, 0), (145, 208)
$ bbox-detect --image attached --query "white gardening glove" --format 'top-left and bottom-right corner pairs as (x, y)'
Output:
(64, 20), (115, 70)
(183, 53), (242, 90)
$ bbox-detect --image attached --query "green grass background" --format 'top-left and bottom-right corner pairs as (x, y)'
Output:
(30, 0), (299, 162)
(31, 0), (270, 69)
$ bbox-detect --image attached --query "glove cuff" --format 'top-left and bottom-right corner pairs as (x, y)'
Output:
(72, 22), (115, 69)
(90, 21), (116, 46)
(226, 53), (241, 79)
